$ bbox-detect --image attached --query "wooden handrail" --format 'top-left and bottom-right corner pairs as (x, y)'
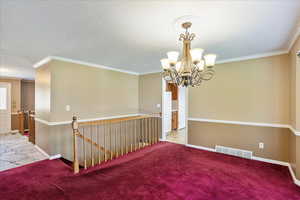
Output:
(76, 131), (113, 156)
(78, 115), (153, 126)
(72, 114), (162, 174)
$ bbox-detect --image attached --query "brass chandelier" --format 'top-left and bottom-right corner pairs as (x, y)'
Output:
(161, 22), (217, 87)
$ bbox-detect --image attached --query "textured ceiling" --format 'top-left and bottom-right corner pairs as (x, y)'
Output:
(0, 0), (300, 79)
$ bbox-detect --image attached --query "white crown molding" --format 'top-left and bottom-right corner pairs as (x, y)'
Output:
(188, 117), (300, 136)
(216, 50), (288, 65)
(33, 57), (52, 69)
(35, 113), (143, 126)
(33, 50), (290, 77)
(185, 143), (300, 186)
(140, 50), (289, 75)
(288, 27), (300, 52)
(139, 70), (162, 75)
(33, 56), (139, 75)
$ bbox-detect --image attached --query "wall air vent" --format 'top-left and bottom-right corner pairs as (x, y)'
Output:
(215, 145), (253, 159)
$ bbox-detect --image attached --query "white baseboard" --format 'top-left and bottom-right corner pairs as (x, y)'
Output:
(49, 154), (62, 160)
(185, 143), (300, 187)
(34, 145), (50, 158)
(252, 156), (289, 166)
(34, 145), (62, 160)
(186, 144), (216, 152)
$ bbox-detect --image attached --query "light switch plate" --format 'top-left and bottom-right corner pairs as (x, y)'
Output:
(259, 142), (264, 149)
(156, 104), (161, 108)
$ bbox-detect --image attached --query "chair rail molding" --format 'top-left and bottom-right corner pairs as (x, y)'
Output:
(188, 117), (300, 136)
(35, 113), (143, 126)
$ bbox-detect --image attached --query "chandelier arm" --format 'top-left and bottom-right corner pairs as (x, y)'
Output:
(201, 69), (215, 81)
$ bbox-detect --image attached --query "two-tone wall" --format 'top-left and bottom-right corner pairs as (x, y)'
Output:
(289, 35), (300, 177)
(188, 54), (292, 161)
(35, 59), (140, 160)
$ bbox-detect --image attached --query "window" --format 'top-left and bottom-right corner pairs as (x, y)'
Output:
(0, 88), (7, 110)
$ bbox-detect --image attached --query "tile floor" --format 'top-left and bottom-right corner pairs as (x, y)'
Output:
(166, 128), (186, 144)
(0, 132), (47, 171)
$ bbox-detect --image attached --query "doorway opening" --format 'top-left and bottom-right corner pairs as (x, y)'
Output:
(162, 79), (187, 144)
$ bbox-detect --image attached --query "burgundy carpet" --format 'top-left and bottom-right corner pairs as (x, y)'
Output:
(1, 142), (300, 200)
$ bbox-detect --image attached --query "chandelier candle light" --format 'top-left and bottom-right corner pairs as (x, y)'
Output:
(161, 22), (217, 87)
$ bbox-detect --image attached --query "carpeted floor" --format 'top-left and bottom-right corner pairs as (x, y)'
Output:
(1, 142), (300, 200)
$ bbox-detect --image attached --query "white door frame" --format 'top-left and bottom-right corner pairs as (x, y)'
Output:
(161, 78), (188, 144)
(0, 82), (12, 134)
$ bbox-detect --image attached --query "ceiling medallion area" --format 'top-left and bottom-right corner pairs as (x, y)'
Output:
(161, 22), (217, 87)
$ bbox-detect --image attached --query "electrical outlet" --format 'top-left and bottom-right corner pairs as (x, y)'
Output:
(259, 142), (264, 149)
(65, 105), (71, 112)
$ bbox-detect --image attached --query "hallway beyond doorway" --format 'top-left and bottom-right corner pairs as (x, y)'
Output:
(166, 128), (186, 144)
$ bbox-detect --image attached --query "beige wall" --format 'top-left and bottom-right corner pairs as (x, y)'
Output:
(48, 60), (139, 122)
(289, 35), (300, 178)
(289, 36), (300, 130)
(35, 59), (140, 158)
(188, 121), (292, 162)
(35, 64), (51, 121)
(139, 72), (162, 114)
(189, 54), (290, 124)
(21, 80), (35, 111)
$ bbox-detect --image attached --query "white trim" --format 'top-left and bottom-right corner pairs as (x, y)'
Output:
(49, 154), (62, 160)
(34, 50), (293, 77)
(288, 27), (300, 52)
(35, 113), (143, 126)
(34, 145), (62, 160)
(288, 125), (300, 136)
(288, 165), (300, 186)
(252, 156), (289, 166)
(188, 117), (289, 128)
(186, 143), (300, 186)
(33, 56), (139, 75)
(216, 50), (288, 65)
(34, 145), (50, 158)
(188, 117), (300, 136)
(139, 70), (162, 75)
(11, 112), (18, 115)
(141, 50), (289, 75)
(33, 57), (51, 69)
(186, 144), (216, 152)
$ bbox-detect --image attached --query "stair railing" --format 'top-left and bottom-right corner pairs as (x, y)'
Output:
(28, 111), (35, 144)
(71, 114), (162, 173)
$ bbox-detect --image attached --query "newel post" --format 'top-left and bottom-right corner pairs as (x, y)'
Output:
(72, 116), (80, 174)
(18, 110), (25, 135)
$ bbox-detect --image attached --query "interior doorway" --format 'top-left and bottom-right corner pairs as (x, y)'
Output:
(162, 79), (187, 144)
(0, 82), (11, 134)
